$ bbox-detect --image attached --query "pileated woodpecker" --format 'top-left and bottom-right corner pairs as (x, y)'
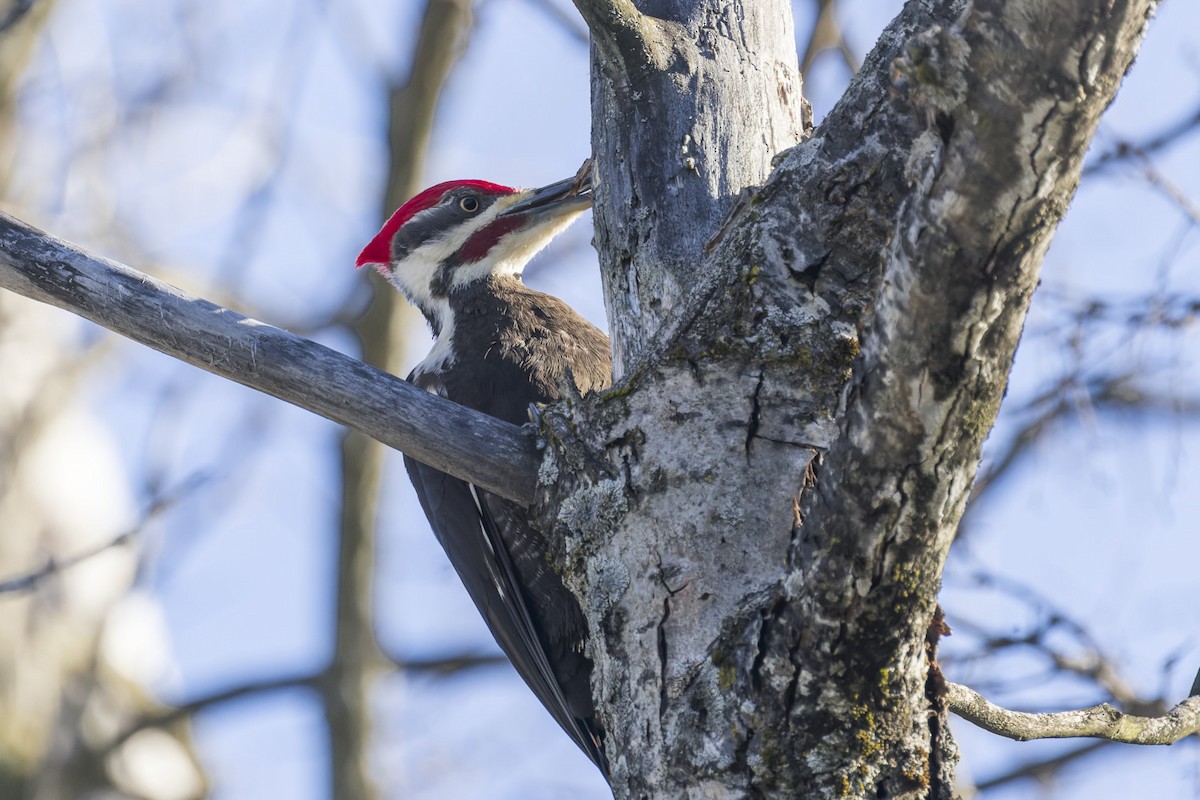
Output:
(356, 163), (611, 775)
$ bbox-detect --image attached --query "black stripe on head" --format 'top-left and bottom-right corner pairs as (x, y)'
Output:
(390, 188), (506, 262)
(430, 252), (460, 297)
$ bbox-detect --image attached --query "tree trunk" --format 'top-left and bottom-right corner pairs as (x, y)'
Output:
(0, 0), (1164, 795)
(577, 0), (808, 376)
(545, 0), (1159, 797)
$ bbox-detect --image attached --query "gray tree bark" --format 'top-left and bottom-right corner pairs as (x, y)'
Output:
(0, 0), (1165, 797)
(544, 0), (1160, 797)
(576, 0), (808, 376)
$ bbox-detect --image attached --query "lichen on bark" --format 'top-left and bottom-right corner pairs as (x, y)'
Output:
(543, 0), (1159, 797)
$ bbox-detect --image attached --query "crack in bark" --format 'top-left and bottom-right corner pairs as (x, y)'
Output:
(750, 595), (787, 691)
(621, 452), (637, 499)
(867, 466), (913, 595)
(982, 100), (1060, 276)
(789, 249), (829, 291)
(731, 722), (755, 794)
(606, 427), (644, 500)
(1026, 101), (1060, 188)
(745, 370), (765, 457)
(653, 551), (689, 720)
(657, 594), (672, 717)
(924, 608), (953, 799)
(782, 647), (802, 732)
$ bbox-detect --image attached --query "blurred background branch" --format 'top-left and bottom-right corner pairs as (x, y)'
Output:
(327, 2), (473, 798)
(0, 0), (1197, 798)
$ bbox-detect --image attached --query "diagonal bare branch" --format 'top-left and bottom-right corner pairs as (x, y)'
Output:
(0, 531), (135, 595)
(525, 0), (589, 44)
(974, 741), (1111, 791)
(1084, 103), (1200, 176)
(0, 474), (206, 596)
(571, 0), (656, 71)
(99, 652), (508, 758)
(0, 212), (541, 505)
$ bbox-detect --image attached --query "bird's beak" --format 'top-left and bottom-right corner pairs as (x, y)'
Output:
(500, 160), (593, 218)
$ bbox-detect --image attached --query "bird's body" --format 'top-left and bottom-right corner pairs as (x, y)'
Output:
(356, 165), (611, 774)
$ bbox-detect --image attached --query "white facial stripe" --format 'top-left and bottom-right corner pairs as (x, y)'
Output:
(385, 249), (441, 311)
(449, 205), (588, 288)
(389, 191), (588, 318)
(387, 197), (514, 307)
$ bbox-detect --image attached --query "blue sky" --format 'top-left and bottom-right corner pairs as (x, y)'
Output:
(9, 0), (1200, 798)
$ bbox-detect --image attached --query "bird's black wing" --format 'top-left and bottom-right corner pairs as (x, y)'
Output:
(404, 454), (608, 774)
(402, 289), (611, 774)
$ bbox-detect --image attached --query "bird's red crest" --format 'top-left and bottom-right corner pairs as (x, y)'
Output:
(355, 179), (516, 269)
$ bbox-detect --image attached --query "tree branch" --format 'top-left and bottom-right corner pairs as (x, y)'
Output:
(0, 211), (541, 505)
(525, 0), (589, 45)
(0, 531), (134, 595)
(101, 652), (506, 758)
(974, 741), (1110, 791)
(571, 0), (650, 55)
(947, 682), (1200, 745)
(0, 473), (204, 595)
(1084, 102), (1200, 176)
(324, 2), (475, 797)
(799, 0), (859, 77)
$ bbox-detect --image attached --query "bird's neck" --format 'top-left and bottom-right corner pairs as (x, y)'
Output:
(413, 274), (531, 377)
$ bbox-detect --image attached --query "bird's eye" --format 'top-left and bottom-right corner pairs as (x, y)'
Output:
(459, 196), (480, 213)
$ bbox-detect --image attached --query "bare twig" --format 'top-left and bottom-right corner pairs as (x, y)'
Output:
(325, 3), (476, 798)
(968, 372), (1135, 506)
(799, 0), (859, 77)
(0, 475), (205, 596)
(385, 650), (509, 675)
(947, 682), (1200, 745)
(101, 652), (506, 757)
(965, 365), (1200, 515)
(1134, 151), (1200, 225)
(973, 741), (1111, 791)
(208, 4), (319, 288)
(1084, 105), (1200, 176)
(0, 532), (135, 595)
(100, 673), (320, 758)
(943, 566), (1189, 731)
(524, 0), (589, 44)
(0, 212), (541, 505)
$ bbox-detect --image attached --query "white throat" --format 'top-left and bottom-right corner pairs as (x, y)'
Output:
(391, 196), (588, 380)
(412, 304), (456, 380)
